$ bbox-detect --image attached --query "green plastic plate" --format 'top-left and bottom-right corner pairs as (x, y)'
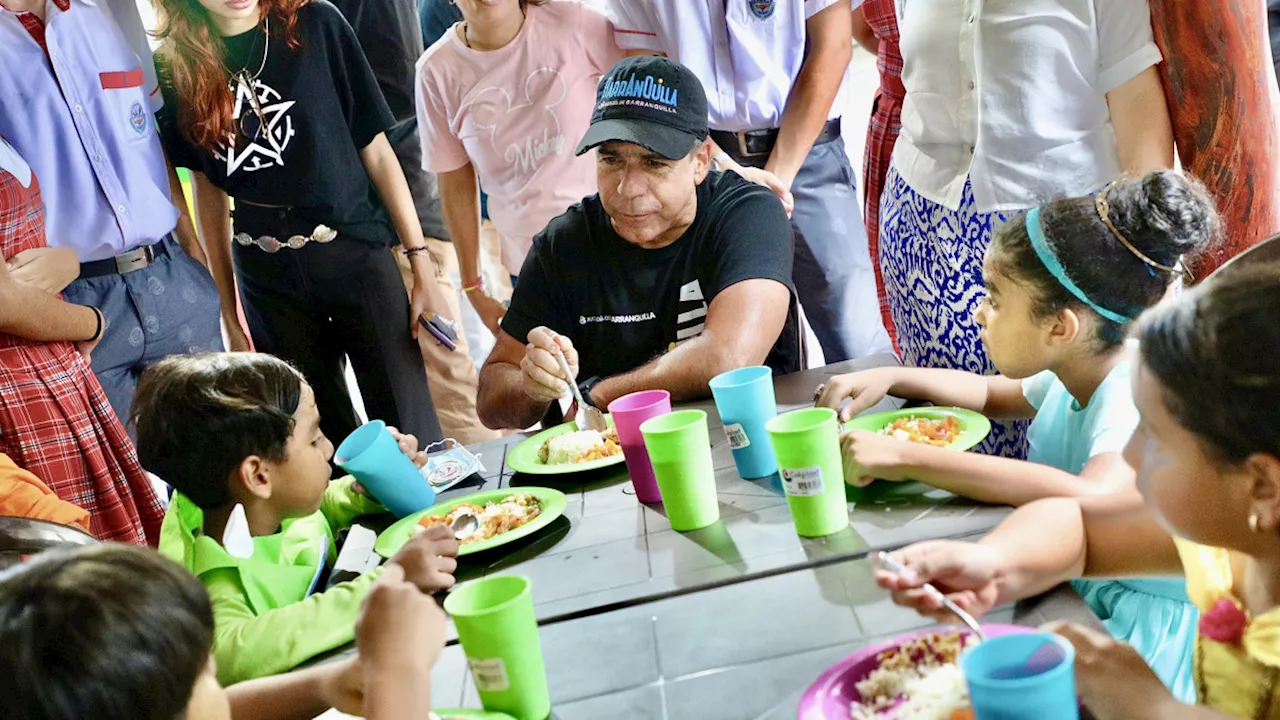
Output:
(505, 417), (625, 475)
(843, 406), (992, 452)
(374, 487), (568, 558)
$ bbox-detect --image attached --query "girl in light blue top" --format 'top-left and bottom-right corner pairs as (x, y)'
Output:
(815, 170), (1218, 701)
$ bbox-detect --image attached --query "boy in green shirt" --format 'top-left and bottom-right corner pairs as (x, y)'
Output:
(133, 352), (458, 684)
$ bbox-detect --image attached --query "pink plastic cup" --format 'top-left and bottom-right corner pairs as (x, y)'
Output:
(607, 390), (672, 503)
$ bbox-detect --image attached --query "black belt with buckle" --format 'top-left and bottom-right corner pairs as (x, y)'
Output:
(710, 117), (843, 163)
(79, 241), (170, 279)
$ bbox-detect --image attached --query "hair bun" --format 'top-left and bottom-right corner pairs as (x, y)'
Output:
(1106, 170), (1219, 268)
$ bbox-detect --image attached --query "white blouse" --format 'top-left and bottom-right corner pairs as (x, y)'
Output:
(892, 0), (1163, 213)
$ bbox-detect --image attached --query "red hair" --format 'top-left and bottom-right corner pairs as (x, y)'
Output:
(155, 0), (308, 152)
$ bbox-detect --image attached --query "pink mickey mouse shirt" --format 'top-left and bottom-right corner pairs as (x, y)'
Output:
(415, 0), (622, 275)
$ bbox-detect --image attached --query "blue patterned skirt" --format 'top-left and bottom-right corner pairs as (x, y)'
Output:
(878, 167), (1028, 458)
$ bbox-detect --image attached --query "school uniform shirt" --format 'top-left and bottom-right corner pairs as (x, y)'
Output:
(604, 0), (855, 132)
(157, 0), (397, 246)
(415, 0), (622, 275)
(0, 0), (178, 261)
(893, 0), (1163, 213)
(501, 171), (804, 378)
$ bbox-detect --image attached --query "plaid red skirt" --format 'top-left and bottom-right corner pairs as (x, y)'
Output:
(0, 343), (163, 545)
(861, 0), (905, 349)
(0, 151), (163, 546)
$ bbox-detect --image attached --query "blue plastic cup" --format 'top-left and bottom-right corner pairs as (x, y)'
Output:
(334, 420), (435, 518)
(961, 632), (1079, 720)
(708, 366), (778, 479)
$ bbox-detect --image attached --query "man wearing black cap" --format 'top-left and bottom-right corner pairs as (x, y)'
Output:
(475, 55), (803, 431)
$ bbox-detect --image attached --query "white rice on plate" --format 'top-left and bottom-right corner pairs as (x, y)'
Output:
(849, 631), (975, 720)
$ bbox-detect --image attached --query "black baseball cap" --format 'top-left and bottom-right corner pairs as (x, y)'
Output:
(575, 55), (709, 160)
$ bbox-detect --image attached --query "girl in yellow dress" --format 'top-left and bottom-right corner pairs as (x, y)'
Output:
(870, 238), (1280, 719)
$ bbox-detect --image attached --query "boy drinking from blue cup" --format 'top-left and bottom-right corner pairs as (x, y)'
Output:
(132, 353), (459, 684)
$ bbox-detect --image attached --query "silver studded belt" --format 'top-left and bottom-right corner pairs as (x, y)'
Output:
(234, 224), (338, 253)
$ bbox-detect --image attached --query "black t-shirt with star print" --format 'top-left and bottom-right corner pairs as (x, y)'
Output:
(157, 0), (397, 246)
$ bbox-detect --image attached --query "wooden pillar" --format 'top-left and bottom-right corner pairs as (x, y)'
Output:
(1149, 0), (1280, 276)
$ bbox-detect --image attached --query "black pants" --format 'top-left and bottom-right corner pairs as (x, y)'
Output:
(233, 229), (442, 448)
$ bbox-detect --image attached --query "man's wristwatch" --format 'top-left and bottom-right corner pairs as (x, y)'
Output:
(577, 376), (603, 408)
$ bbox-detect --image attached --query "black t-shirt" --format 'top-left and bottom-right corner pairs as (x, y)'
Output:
(328, 0), (421, 122)
(502, 171), (803, 379)
(157, 1), (397, 245)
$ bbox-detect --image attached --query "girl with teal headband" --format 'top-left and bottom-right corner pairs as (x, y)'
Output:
(815, 169), (1217, 700)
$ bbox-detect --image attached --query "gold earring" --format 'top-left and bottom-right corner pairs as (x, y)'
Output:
(1250, 513), (1261, 533)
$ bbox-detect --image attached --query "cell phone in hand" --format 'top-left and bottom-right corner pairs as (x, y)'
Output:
(419, 313), (458, 351)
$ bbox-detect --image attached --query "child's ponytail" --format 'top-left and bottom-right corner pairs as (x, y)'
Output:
(989, 170), (1219, 349)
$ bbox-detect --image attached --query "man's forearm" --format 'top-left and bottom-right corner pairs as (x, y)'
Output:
(592, 330), (753, 407)
(477, 363), (553, 430)
(767, 6), (852, 186)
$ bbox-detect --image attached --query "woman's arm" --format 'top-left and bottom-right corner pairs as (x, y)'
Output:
(1108, 66), (1176, 175)
(359, 133), (449, 340)
(190, 171), (251, 352)
(0, 260), (99, 343)
(438, 163), (506, 335)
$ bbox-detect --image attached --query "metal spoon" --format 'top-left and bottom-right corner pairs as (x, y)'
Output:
(876, 551), (987, 641)
(450, 511), (479, 540)
(553, 347), (608, 432)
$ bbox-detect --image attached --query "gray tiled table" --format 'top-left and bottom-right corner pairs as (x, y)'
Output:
(426, 557), (1102, 719)
(435, 355), (1013, 629)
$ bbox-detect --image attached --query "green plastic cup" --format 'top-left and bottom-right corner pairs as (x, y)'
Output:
(640, 409), (720, 531)
(766, 407), (849, 537)
(443, 575), (549, 720)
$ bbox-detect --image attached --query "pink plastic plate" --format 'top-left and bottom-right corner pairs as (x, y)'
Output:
(797, 624), (1034, 719)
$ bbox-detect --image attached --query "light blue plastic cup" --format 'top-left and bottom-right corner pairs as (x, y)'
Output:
(961, 631), (1079, 720)
(334, 420), (435, 518)
(708, 366), (778, 479)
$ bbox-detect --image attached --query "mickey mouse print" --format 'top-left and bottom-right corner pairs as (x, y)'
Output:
(415, 0), (623, 273)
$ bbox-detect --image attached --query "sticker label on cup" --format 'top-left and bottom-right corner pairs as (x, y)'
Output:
(781, 467), (824, 497)
(467, 657), (510, 692)
(724, 423), (751, 449)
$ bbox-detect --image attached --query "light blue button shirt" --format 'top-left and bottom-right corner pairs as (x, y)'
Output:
(0, 0), (178, 262)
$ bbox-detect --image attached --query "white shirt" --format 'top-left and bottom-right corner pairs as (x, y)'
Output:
(605, 0), (855, 132)
(893, 0), (1163, 213)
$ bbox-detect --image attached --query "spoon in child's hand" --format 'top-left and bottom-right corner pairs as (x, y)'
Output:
(876, 551), (987, 641)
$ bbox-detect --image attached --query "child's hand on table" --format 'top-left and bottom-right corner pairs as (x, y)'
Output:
(1041, 621), (1180, 720)
(840, 430), (912, 487)
(389, 524), (459, 593)
(814, 368), (896, 421)
(873, 541), (1003, 622)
